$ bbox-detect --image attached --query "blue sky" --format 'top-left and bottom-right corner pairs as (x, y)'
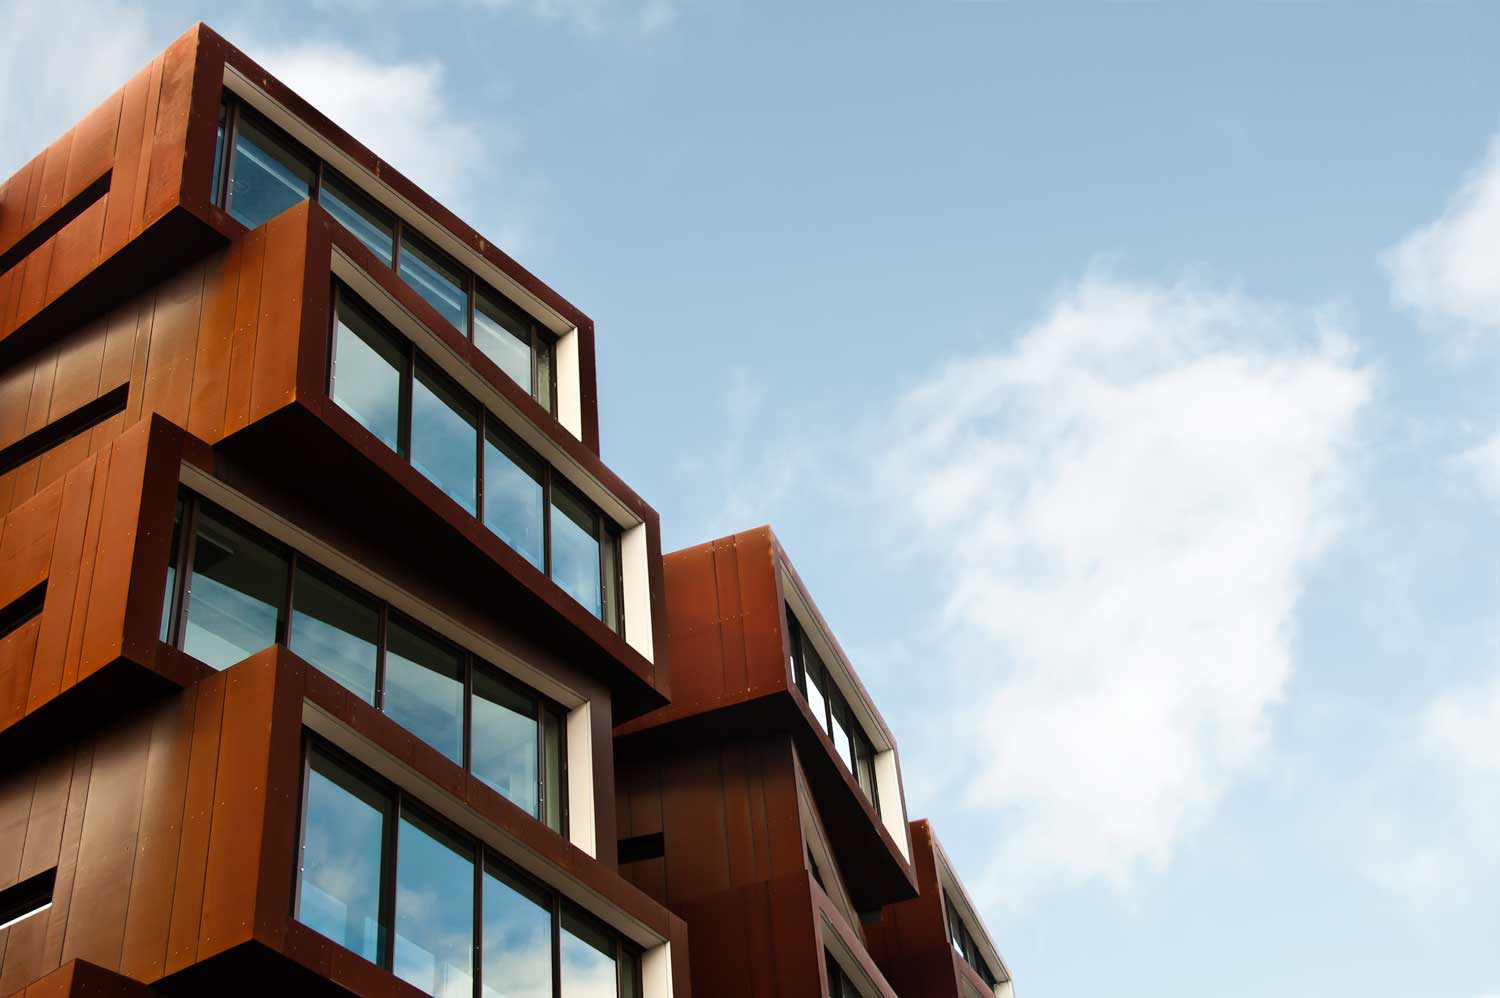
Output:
(4, 2), (1499, 995)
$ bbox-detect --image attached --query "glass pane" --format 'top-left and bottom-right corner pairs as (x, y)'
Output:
(474, 287), (532, 392)
(804, 654), (828, 734)
(160, 500), (183, 643)
(297, 749), (388, 963)
(787, 615), (805, 692)
(412, 360), (477, 514)
(855, 731), (880, 812)
(619, 949), (639, 998)
(543, 708), (564, 834)
(332, 298), (404, 452)
(211, 106), (226, 207)
(321, 170), (395, 265)
(398, 233), (467, 333)
(472, 665), (539, 817)
(227, 115), (313, 228)
(830, 697), (855, 772)
(394, 811), (473, 998)
(551, 484), (601, 619)
(483, 429), (545, 570)
(561, 906), (617, 998)
(536, 337), (554, 414)
(482, 864), (552, 998)
(384, 617), (465, 764)
(182, 510), (287, 670)
(601, 529), (621, 635)
(291, 564), (379, 705)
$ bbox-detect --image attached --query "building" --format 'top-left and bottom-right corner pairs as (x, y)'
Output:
(614, 527), (1013, 998)
(0, 23), (1014, 998)
(865, 821), (1015, 998)
(0, 23), (688, 998)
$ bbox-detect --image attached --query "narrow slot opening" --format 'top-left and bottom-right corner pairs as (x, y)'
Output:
(616, 832), (665, 865)
(0, 171), (112, 277)
(0, 580), (46, 639)
(0, 382), (128, 476)
(0, 867), (57, 932)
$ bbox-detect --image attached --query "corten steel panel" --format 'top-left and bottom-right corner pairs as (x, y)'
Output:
(2, 960), (155, 998)
(617, 526), (916, 910)
(0, 23), (604, 458)
(0, 648), (691, 997)
(0, 198), (669, 716)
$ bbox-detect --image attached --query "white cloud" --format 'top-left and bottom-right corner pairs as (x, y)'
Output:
(1384, 137), (1500, 348)
(469, 0), (684, 34)
(0, 0), (155, 178)
(875, 276), (1373, 903)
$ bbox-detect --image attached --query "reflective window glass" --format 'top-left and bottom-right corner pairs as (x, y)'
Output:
(601, 529), (621, 635)
(321, 170), (395, 265)
(472, 665), (539, 817)
(411, 360), (477, 514)
(394, 811), (473, 998)
(854, 731), (880, 812)
(830, 696), (855, 773)
(291, 564), (379, 705)
(296, 750), (388, 964)
(483, 428), (544, 570)
(551, 483), (601, 619)
(227, 115), (313, 228)
(543, 709), (564, 834)
(384, 617), (465, 764)
(561, 905), (617, 998)
(398, 234), (467, 333)
(182, 510), (287, 671)
(804, 654), (828, 733)
(474, 287), (532, 392)
(211, 105), (226, 207)
(160, 500), (183, 642)
(536, 337), (554, 414)
(482, 864), (553, 998)
(332, 298), (404, 452)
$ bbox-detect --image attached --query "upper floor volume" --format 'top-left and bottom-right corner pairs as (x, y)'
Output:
(0, 22), (670, 713)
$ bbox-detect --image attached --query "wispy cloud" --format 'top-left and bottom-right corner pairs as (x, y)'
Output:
(0, 0), (155, 178)
(1384, 136), (1500, 352)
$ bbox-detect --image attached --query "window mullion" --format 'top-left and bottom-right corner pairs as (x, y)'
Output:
(551, 894), (562, 998)
(375, 602), (389, 711)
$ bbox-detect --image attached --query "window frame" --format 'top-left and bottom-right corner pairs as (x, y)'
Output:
(214, 95), (561, 414)
(164, 491), (570, 835)
(327, 281), (625, 635)
(293, 735), (642, 998)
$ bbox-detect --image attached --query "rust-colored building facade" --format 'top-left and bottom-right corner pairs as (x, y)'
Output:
(0, 24), (1012, 998)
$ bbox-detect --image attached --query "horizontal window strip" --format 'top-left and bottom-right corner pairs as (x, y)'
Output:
(0, 867), (57, 931)
(0, 581), (47, 640)
(0, 170), (112, 277)
(0, 382), (128, 477)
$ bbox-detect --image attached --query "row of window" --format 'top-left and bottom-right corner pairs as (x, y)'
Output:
(787, 611), (881, 813)
(945, 894), (998, 989)
(161, 492), (567, 833)
(211, 98), (558, 412)
(330, 283), (623, 630)
(297, 741), (639, 998)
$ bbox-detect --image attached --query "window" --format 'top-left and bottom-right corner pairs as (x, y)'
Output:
(484, 427), (545, 571)
(550, 482), (602, 619)
(331, 294), (406, 453)
(411, 359), (478, 514)
(290, 562), (380, 705)
(321, 169), (395, 265)
(214, 97), (561, 415)
(164, 493), (567, 833)
(399, 232), (468, 334)
(294, 742), (641, 998)
(296, 748), (390, 964)
(327, 284), (624, 633)
(946, 895), (997, 987)
(787, 610), (882, 814)
(824, 951), (860, 998)
(224, 110), (314, 229)
(0, 867), (56, 933)
(394, 810), (474, 998)
(179, 507), (288, 671)
(384, 615), (466, 766)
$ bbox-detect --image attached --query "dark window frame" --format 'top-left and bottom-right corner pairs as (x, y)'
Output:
(944, 893), (996, 987)
(293, 735), (641, 998)
(214, 95), (560, 414)
(327, 281), (624, 636)
(162, 490), (569, 835)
